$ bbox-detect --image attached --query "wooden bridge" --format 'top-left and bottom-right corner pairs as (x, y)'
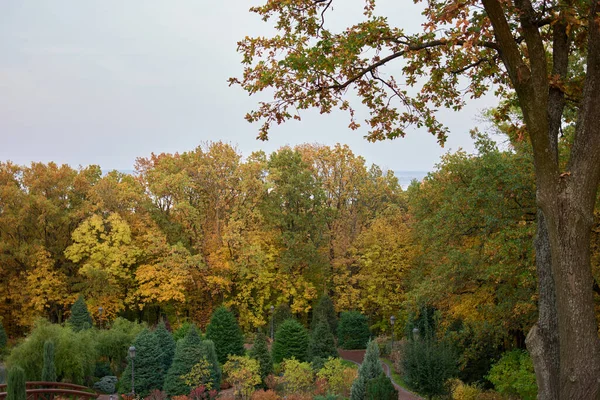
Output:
(0, 382), (99, 400)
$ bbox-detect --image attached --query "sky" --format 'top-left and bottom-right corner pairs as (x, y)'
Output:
(0, 1), (498, 173)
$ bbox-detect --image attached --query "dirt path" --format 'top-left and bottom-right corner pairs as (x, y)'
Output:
(337, 349), (422, 400)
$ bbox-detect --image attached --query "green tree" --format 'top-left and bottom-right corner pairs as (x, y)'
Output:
(350, 340), (383, 400)
(68, 296), (93, 332)
(205, 306), (245, 365)
(118, 329), (163, 397)
(308, 321), (338, 362)
(201, 340), (222, 392)
(6, 367), (26, 400)
(337, 311), (370, 350)
(249, 331), (273, 384)
(154, 320), (176, 373)
(0, 320), (7, 351)
(272, 319), (309, 363)
(366, 373), (398, 400)
(311, 295), (337, 334)
(223, 356), (261, 400)
(164, 326), (205, 396)
(487, 350), (537, 400)
(233, 1), (600, 397)
(41, 340), (57, 382)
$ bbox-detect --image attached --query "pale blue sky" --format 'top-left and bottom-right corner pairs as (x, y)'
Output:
(0, 1), (497, 172)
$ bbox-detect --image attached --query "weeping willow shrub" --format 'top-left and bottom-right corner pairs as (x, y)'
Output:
(96, 318), (146, 375)
(6, 319), (97, 384)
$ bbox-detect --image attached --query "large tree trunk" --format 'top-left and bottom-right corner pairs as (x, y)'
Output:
(526, 210), (559, 400)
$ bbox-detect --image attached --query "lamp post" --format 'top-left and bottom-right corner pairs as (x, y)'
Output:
(412, 327), (419, 341)
(390, 315), (396, 352)
(98, 306), (103, 329)
(270, 305), (275, 341)
(128, 346), (136, 396)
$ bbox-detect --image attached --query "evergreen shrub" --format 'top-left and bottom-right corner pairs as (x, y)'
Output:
(337, 311), (370, 350)
(311, 295), (337, 334)
(249, 331), (273, 384)
(6, 367), (26, 400)
(118, 329), (163, 397)
(350, 340), (383, 400)
(41, 340), (57, 382)
(205, 306), (245, 365)
(154, 320), (176, 373)
(366, 373), (397, 400)
(308, 321), (338, 361)
(94, 376), (118, 394)
(68, 296), (93, 332)
(272, 319), (309, 363)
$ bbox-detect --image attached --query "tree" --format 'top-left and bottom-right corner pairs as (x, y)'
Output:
(6, 367), (26, 400)
(249, 331), (273, 384)
(366, 373), (398, 400)
(163, 327), (205, 396)
(311, 295), (337, 334)
(272, 319), (309, 363)
(68, 296), (93, 332)
(233, 1), (600, 397)
(205, 306), (245, 365)
(350, 340), (383, 400)
(201, 340), (222, 392)
(154, 320), (176, 373)
(222, 356), (261, 400)
(0, 320), (7, 351)
(41, 340), (57, 382)
(308, 321), (338, 361)
(337, 311), (370, 350)
(119, 329), (163, 397)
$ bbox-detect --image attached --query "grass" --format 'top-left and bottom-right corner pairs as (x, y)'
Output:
(380, 357), (410, 390)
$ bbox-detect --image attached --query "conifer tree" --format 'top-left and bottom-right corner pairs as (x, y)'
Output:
(68, 296), (93, 332)
(0, 320), (7, 351)
(350, 340), (383, 400)
(201, 339), (222, 391)
(118, 329), (163, 397)
(164, 326), (205, 396)
(154, 320), (176, 373)
(7, 367), (26, 400)
(272, 319), (309, 363)
(249, 331), (273, 384)
(311, 295), (337, 334)
(337, 311), (370, 350)
(41, 340), (57, 382)
(308, 320), (338, 361)
(205, 306), (245, 364)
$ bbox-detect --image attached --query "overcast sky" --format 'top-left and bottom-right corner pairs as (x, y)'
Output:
(0, 1), (498, 173)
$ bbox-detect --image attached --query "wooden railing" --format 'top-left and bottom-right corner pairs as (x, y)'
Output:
(0, 382), (99, 400)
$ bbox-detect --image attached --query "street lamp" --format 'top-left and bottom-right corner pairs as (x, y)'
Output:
(412, 327), (419, 341)
(390, 315), (396, 352)
(98, 306), (103, 329)
(270, 305), (275, 341)
(128, 346), (136, 396)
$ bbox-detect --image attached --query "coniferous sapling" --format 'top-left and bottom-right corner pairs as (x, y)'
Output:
(201, 340), (222, 391)
(41, 340), (57, 382)
(205, 306), (245, 365)
(164, 326), (205, 396)
(350, 340), (383, 400)
(68, 296), (93, 332)
(249, 331), (273, 384)
(154, 320), (176, 373)
(272, 319), (309, 363)
(118, 329), (163, 397)
(7, 367), (26, 400)
(308, 320), (338, 362)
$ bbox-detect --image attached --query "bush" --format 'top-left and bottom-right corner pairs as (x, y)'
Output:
(144, 390), (167, 400)
(6, 367), (26, 400)
(154, 320), (176, 373)
(366, 373), (397, 400)
(68, 295), (93, 332)
(249, 331), (273, 384)
(118, 329), (164, 397)
(350, 340), (383, 400)
(487, 350), (537, 400)
(41, 340), (57, 382)
(272, 319), (309, 363)
(316, 357), (357, 397)
(449, 378), (503, 400)
(7, 319), (96, 384)
(311, 295), (337, 334)
(189, 386), (217, 400)
(94, 376), (118, 394)
(164, 326), (205, 396)
(337, 312), (370, 350)
(205, 306), (245, 365)
(280, 358), (313, 395)
(223, 355), (261, 400)
(309, 321), (338, 362)
(401, 337), (458, 398)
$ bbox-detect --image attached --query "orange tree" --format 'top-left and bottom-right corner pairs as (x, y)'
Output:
(231, 1), (600, 398)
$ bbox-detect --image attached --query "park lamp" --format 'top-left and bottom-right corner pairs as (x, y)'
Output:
(412, 327), (420, 340)
(390, 315), (396, 326)
(129, 346), (136, 359)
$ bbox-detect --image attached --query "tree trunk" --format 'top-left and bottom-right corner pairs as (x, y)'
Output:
(526, 210), (559, 400)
